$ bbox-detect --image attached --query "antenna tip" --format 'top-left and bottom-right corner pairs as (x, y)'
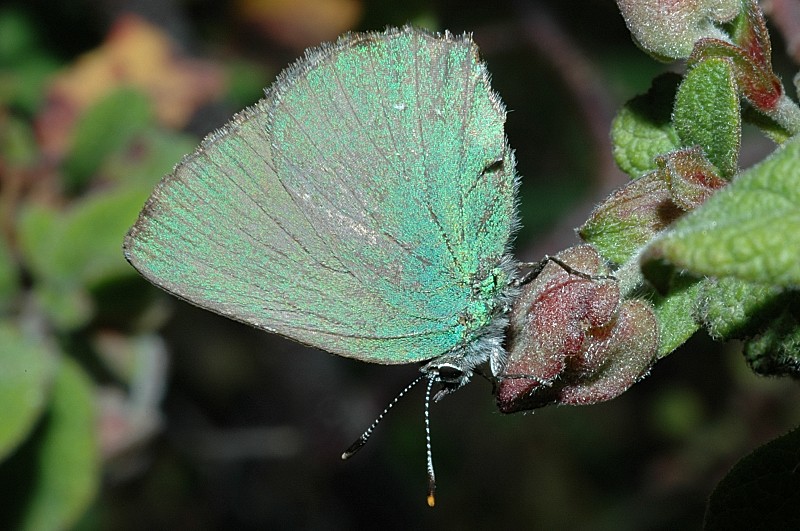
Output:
(426, 477), (436, 507)
(341, 437), (367, 460)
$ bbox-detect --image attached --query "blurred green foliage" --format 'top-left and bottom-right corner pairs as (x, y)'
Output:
(0, 5), (191, 528)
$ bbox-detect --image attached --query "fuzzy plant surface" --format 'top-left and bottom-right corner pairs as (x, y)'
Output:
(552, 1), (800, 527)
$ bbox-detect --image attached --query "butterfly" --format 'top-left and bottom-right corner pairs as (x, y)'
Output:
(124, 26), (521, 506)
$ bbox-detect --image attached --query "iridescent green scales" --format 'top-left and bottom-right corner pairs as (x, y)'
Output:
(124, 26), (518, 366)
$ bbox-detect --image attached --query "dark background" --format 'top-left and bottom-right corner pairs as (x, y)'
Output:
(3, 0), (800, 529)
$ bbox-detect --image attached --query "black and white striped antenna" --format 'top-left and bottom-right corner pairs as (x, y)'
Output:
(341, 373), (440, 507)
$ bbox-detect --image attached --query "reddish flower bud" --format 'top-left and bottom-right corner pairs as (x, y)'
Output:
(497, 245), (659, 413)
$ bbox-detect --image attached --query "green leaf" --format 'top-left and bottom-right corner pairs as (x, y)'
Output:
(704, 425), (800, 531)
(743, 309), (800, 377)
(14, 205), (87, 329)
(0, 357), (99, 531)
(642, 135), (800, 287)
(30, 287), (94, 331)
(579, 170), (681, 265)
(649, 274), (704, 357)
(63, 87), (153, 192)
(0, 9), (38, 65)
(0, 234), (19, 311)
(59, 189), (150, 284)
(102, 128), (197, 189)
(16, 202), (54, 278)
(699, 277), (787, 340)
(18, 187), (152, 330)
(0, 322), (55, 461)
(611, 73), (682, 178)
(0, 54), (60, 113)
(674, 57), (741, 178)
(0, 113), (38, 168)
(224, 59), (274, 110)
(20, 187), (153, 286)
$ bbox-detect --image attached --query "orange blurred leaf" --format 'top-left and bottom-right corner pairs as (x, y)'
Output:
(36, 14), (225, 158)
(236, 0), (362, 49)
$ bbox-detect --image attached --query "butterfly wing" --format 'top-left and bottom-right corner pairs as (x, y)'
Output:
(124, 27), (517, 364)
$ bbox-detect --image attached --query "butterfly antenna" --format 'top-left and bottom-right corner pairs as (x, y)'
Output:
(341, 375), (425, 460)
(424, 376), (437, 508)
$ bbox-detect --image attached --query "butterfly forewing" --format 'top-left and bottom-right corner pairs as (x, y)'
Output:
(124, 26), (517, 364)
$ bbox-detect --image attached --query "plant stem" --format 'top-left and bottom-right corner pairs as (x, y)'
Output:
(771, 93), (800, 136)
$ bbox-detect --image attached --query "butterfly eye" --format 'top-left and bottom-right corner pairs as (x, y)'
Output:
(435, 364), (465, 383)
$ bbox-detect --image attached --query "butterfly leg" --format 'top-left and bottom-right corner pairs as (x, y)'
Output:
(471, 366), (499, 394)
(515, 255), (616, 287)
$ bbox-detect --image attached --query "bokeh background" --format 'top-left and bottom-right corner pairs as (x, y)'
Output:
(1, 0), (799, 529)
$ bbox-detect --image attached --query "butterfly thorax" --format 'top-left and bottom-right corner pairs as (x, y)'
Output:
(459, 266), (510, 328)
(421, 260), (519, 398)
